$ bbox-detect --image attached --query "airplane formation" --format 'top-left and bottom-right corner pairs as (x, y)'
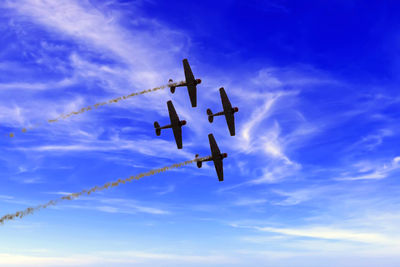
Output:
(0, 58), (238, 224)
(154, 59), (239, 181)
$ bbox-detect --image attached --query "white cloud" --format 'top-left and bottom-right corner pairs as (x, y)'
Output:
(233, 198), (268, 206)
(228, 90), (302, 184)
(4, 0), (186, 87)
(251, 68), (283, 88)
(239, 92), (283, 150)
(44, 191), (74, 196)
(0, 78), (75, 91)
(0, 249), (235, 266)
(0, 195), (14, 200)
(348, 128), (393, 151)
(232, 224), (398, 246)
(0, 253), (109, 266)
(336, 156), (400, 181)
(0, 0), (193, 136)
(155, 185), (175, 195)
(250, 161), (301, 184)
(20, 177), (44, 184)
(61, 197), (170, 216)
(15, 136), (194, 160)
(271, 189), (314, 206)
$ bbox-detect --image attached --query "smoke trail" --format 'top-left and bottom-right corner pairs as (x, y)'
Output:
(0, 157), (208, 224)
(7, 81), (185, 138)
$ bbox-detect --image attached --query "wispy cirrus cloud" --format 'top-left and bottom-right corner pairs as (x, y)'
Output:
(0, 0), (192, 135)
(233, 198), (268, 207)
(0, 78), (75, 91)
(231, 223), (398, 246)
(155, 185), (175, 195)
(55, 196), (171, 216)
(336, 156), (400, 181)
(347, 128), (394, 151)
(14, 136), (194, 160)
(270, 189), (315, 206)
(222, 64), (338, 186)
(3, 0), (187, 86)
(0, 250), (235, 267)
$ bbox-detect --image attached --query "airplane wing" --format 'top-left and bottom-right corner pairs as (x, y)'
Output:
(167, 100), (182, 149)
(183, 59), (197, 107)
(214, 157), (224, 182)
(183, 59), (195, 82)
(187, 84), (197, 107)
(220, 87), (235, 136)
(208, 134), (223, 181)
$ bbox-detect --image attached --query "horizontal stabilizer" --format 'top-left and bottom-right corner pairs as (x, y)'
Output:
(154, 121), (161, 136)
(168, 79), (176, 93)
(195, 154), (202, 168)
(207, 108), (213, 123)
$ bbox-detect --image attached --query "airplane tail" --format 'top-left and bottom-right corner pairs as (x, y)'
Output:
(168, 79), (176, 93)
(154, 121), (161, 136)
(207, 109), (213, 123)
(195, 154), (202, 168)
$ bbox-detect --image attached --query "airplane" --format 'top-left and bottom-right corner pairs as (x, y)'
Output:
(206, 87), (239, 136)
(154, 100), (187, 149)
(168, 58), (202, 108)
(195, 133), (228, 182)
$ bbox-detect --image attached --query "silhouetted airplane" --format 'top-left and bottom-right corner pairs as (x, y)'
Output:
(154, 100), (187, 149)
(207, 87), (239, 136)
(195, 134), (227, 182)
(168, 58), (201, 107)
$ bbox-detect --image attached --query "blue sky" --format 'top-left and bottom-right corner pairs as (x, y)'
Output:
(0, 0), (400, 266)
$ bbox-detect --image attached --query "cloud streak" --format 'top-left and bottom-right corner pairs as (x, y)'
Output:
(232, 224), (398, 246)
(0, 158), (200, 224)
(336, 156), (400, 181)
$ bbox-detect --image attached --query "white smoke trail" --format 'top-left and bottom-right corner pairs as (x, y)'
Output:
(6, 81), (185, 138)
(0, 157), (208, 224)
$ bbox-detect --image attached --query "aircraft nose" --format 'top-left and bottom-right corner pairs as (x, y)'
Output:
(196, 78), (202, 84)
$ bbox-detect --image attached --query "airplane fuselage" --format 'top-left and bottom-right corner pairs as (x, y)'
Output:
(154, 100), (186, 149)
(195, 134), (227, 181)
(168, 59), (201, 107)
(207, 87), (238, 136)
